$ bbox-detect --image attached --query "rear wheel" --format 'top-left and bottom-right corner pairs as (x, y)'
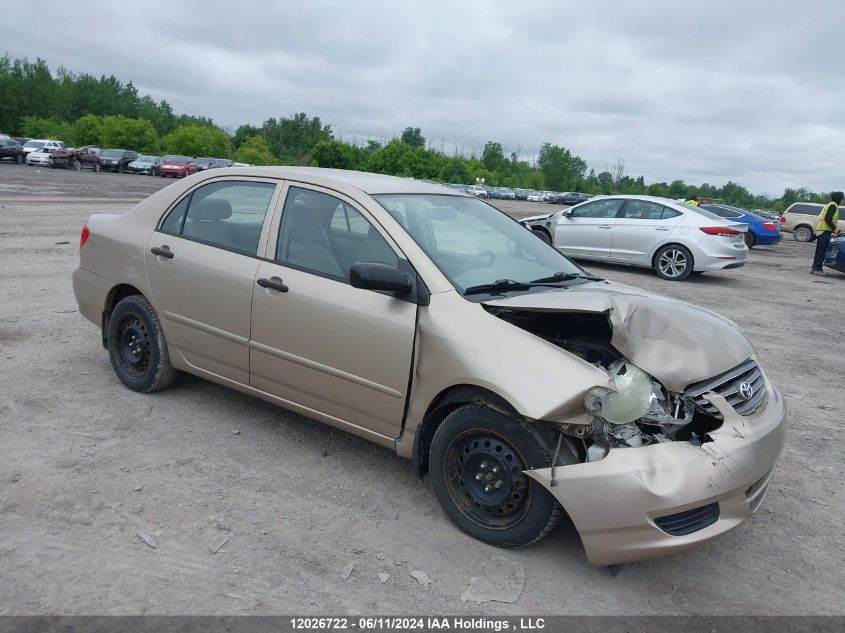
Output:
(793, 226), (813, 242)
(93, 162), (101, 172)
(532, 228), (553, 245)
(73, 159), (81, 171)
(744, 232), (756, 248)
(15, 154), (23, 164)
(49, 156), (55, 169)
(107, 295), (176, 393)
(429, 404), (566, 548)
(653, 244), (694, 280)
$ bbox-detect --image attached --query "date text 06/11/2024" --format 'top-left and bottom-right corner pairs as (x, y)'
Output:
(289, 617), (547, 631)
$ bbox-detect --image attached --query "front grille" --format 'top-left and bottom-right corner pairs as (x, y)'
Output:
(655, 502), (720, 536)
(684, 359), (767, 419)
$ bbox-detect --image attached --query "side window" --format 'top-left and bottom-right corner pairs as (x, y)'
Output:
(660, 208), (681, 219)
(573, 199), (624, 218)
(160, 180), (276, 254)
(622, 200), (667, 220)
(276, 186), (398, 281)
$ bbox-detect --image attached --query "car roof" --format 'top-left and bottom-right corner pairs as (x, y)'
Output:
(212, 166), (465, 196)
(584, 194), (691, 211)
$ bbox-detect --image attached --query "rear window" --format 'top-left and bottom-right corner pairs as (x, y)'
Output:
(788, 203), (822, 215)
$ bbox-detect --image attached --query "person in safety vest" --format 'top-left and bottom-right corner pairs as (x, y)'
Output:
(685, 195), (699, 207)
(811, 191), (842, 275)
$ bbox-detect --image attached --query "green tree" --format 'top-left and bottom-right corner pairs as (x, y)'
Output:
(400, 126), (425, 148)
(537, 143), (587, 191)
(72, 114), (104, 146)
(481, 141), (508, 175)
(235, 135), (274, 165)
(262, 112), (333, 163)
(98, 115), (159, 153)
(162, 125), (231, 158)
(20, 115), (73, 141)
(311, 139), (361, 170)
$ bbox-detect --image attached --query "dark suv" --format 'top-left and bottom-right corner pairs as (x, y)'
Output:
(99, 149), (139, 173)
(0, 138), (25, 164)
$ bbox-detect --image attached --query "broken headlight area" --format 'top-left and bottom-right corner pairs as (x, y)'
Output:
(581, 360), (719, 461)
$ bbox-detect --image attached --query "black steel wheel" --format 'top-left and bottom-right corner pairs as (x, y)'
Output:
(107, 295), (176, 392)
(430, 404), (570, 548)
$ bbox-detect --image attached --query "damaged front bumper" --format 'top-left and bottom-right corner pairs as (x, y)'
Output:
(525, 383), (786, 566)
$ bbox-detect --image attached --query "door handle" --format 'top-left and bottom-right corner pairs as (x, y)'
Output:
(655, 227), (671, 231)
(257, 277), (289, 293)
(598, 225), (613, 229)
(150, 246), (174, 259)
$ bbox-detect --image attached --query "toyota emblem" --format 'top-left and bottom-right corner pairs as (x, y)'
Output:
(738, 381), (754, 401)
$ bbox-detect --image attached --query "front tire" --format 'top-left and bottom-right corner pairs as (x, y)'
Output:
(429, 404), (565, 548)
(93, 162), (101, 172)
(73, 159), (81, 171)
(15, 154), (23, 164)
(107, 295), (176, 393)
(744, 232), (756, 248)
(793, 226), (813, 242)
(653, 244), (694, 280)
(532, 228), (553, 245)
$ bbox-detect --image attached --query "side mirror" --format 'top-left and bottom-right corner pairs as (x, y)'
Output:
(350, 262), (412, 293)
(562, 209), (574, 218)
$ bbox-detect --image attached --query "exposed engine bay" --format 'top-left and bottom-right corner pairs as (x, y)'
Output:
(484, 307), (725, 460)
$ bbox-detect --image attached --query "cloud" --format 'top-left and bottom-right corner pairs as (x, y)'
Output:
(2, 0), (842, 195)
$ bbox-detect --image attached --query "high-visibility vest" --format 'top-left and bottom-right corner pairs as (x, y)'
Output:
(817, 202), (839, 232)
(686, 199), (699, 207)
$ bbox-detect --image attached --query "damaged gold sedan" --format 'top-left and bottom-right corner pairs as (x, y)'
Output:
(72, 167), (785, 566)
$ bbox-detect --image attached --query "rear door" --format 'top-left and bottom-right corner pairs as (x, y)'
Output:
(145, 178), (280, 384)
(610, 200), (683, 263)
(553, 198), (625, 259)
(249, 183), (417, 440)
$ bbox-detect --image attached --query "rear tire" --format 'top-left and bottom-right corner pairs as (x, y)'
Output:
(744, 232), (756, 248)
(107, 295), (176, 393)
(429, 404), (566, 548)
(73, 159), (81, 171)
(653, 244), (694, 281)
(793, 226), (813, 242)
(532, 228), (553, 245)
(15, 154), (23, 164)
(93, 162), (101, 172)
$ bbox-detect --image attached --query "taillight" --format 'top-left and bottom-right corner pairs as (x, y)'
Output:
(80, 225), (90, 248)
(699, 226), (740, 236)
(763, 221), (777, 231)
(780, 215), (786, 223)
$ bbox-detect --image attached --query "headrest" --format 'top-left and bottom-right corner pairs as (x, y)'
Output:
(192, 198), (232, 221)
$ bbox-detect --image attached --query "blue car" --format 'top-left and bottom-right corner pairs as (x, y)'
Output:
(701, 204), (783, 248)
(824, 235), (845, 273)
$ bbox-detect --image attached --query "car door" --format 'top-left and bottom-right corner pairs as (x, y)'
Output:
(249, 183), (418, 440)
(553, 198), (625, 259)
(610, 200), (684, 263)
(145, 178), (280, 384)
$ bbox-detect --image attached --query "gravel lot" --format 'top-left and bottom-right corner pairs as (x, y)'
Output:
(1, 165), (843, 615)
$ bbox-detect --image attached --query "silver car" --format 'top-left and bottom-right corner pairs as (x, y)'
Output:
(522, 195), (749, 280)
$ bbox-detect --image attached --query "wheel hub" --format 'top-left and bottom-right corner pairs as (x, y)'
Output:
(445, 433), (531, 528)
(117, 317), (150, 373)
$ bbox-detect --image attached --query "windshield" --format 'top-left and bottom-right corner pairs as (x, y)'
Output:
(102, 149), (122, 158)
(137, 156), (154, 162)
(687, 204), (733, 222)
(24, 141), (45, 149)
(164, 155), (190, 163)
(374, 194), (586, 295)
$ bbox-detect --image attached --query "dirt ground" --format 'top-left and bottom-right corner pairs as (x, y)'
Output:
(1, 164), (843, 616)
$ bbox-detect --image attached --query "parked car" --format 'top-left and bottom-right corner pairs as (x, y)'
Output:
(521, 195), (748, 280)
(467, 185), (488, 198)
(780, 202), (845, 242)
(49, 145), (102, 171)
(99, 149), (139, 173)
(72, 167), (784, 566)
(211, 158), (233, 168)
(195, 157), (215, 171)
(22, 139), (65, 156)
(824, 235), (845, 273)
(513, 188), (528, 200)
(701, 204), (782, 248)
(526, 190), (542, 202)
(25, 148), (53, 166)
(498, 187), (516, 200)
(160, 155), (198, 178)
(0, 138), (25, 164)
(549, 192), (590, 205)
(127, 155), (162, 176)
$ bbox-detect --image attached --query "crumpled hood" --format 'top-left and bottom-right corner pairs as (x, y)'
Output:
(482, 281), (754, 392)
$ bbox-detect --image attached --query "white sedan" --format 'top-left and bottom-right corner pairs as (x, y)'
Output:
(521, 195), (748, 280)
(25, 148), (53, 166)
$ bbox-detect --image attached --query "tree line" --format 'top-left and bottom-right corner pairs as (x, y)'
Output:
(0, 54), (831, 211)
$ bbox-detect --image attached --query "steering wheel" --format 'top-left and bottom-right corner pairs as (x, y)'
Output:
(463, 250), (496, 272)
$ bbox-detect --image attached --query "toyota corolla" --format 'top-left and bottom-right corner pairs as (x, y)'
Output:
(72, 167), (785, 565)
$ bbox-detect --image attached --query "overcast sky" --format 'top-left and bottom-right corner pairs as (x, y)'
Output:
(3, 0), (844, 195)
